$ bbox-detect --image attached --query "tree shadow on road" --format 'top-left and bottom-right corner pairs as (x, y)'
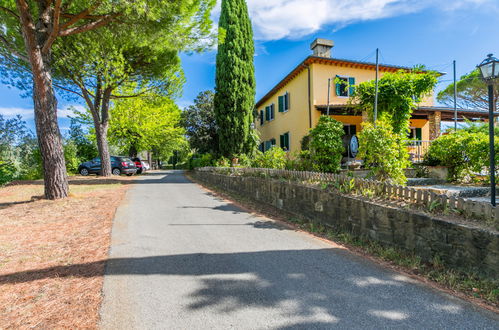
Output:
(0, 249), (494, 329)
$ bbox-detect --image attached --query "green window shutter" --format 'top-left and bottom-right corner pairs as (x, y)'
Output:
(416, 128), (422, 140)
(348, 77), (356, 96)
(265, 106), (270, 121)
(280, 134), (285, 149)
(335, 77), (341, 96)
(278, 95), (284, 112)
(260, 110), (264, 125)
(270, 138), (276, 146)
(264, 141), (271, 151)
(270, 104), (275, 120)
(284, 132), (290, 150)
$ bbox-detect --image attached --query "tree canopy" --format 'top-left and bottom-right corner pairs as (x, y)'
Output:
(108, 94), (186, 159)
(0, 0), (215, 197)
(181, 90), (219, 154)
(214, 0), (256, 158)
(437, 69), (496, 111)
(49, 0), (215, 176)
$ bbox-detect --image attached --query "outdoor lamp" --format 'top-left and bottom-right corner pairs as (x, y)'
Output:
(477, 54), (499, 206)
(478, 54), (499, 81)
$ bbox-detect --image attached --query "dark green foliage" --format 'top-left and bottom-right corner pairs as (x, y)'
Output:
(182, 90), (219, 154)
(309, 116), (344, 173)
(214, 0), (256, 157)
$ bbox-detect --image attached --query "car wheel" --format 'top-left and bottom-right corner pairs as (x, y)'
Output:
(79, 168), (89, 176)
(137, 169), (143, 174)
(112, 168), (121, 176)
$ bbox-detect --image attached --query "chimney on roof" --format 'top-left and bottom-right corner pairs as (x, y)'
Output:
(310, 38), (334, 58)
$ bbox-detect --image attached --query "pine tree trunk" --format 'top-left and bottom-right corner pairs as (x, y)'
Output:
(16, 0), (68, 199)
(95, 123), (112, 176)
(86, 86), (113, 177)
(32, 63), (69, 199)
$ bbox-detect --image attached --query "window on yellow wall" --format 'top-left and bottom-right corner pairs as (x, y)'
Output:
(259, 110), (264, 125)
(266, 104), (275, 120)
(280, 132), (290, 151)
(335, 76), (355, 97)
(408, 127), (422, 140)
(265, 105), (275, 121)
(278, 92), (290, 112)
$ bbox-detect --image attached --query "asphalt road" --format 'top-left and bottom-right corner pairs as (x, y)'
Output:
(100, 170), (498, 329)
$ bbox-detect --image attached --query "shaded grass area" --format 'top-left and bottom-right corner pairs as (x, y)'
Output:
(0, 176), (130, 329)
(188, 174), (499, 313)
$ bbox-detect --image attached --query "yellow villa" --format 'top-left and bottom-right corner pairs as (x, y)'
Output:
(255, 38), (490, 158)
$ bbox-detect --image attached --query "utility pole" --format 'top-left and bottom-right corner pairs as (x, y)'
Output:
(454, 60), (457, 131)
(374, 48), (379, 126)
(326, 77), (331, 116)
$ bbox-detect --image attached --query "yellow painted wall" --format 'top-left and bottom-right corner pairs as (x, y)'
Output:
(256, 60), (435, 154)
(331, 115), (363, 133)
(256, 68), (311, 154)
(410, 119), (430, 141)
(311, 62), (434, 111)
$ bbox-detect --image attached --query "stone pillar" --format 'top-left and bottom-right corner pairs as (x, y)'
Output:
(429, 111), (441, 140)
(362, 111), (369, 123)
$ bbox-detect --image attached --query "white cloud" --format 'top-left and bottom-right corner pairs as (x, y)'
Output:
(0, 105), (85, 120)
(212, 0), (495, 41)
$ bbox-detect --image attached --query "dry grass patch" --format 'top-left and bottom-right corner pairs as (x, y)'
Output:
(0, 176), (131, 329)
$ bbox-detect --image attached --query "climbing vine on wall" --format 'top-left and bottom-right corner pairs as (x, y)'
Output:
(352, 68), (438, 135)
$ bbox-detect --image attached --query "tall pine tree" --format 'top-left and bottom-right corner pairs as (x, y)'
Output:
(214, 0), (256, 157)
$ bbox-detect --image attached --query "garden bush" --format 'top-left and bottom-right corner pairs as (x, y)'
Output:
(252, 146), (286, 169)
(425, 130), (499, 182)
(0, 161), (17, 185)
(215, 156), (231, 167)
(64, 141), (80, 174)
(308, 116), (344, 173)
(189, 153), (214, 169)
(358, 119), (409, 184)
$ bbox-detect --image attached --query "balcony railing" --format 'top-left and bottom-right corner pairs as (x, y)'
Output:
(407, 140), (431, 163)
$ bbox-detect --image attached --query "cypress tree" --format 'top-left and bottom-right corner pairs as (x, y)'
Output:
(214, 0), (256, 158)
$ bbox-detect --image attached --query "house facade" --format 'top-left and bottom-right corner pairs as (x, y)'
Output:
(255, 38), (489, 155)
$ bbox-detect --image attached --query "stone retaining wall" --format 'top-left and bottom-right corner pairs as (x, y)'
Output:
(193, 170), (499, 277)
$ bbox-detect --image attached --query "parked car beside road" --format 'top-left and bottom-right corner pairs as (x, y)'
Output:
(78, 156), (137, 176)
(132, 157), (149, 174)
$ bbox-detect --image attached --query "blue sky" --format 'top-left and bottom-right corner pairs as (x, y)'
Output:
(1, 0), (499, 132)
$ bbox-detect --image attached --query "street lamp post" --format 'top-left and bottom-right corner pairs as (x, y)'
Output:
(477, 54), (499, 206)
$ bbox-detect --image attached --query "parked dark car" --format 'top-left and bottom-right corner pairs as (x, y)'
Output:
(78, 156), (137, 176)
(131, 157), (147, 174)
